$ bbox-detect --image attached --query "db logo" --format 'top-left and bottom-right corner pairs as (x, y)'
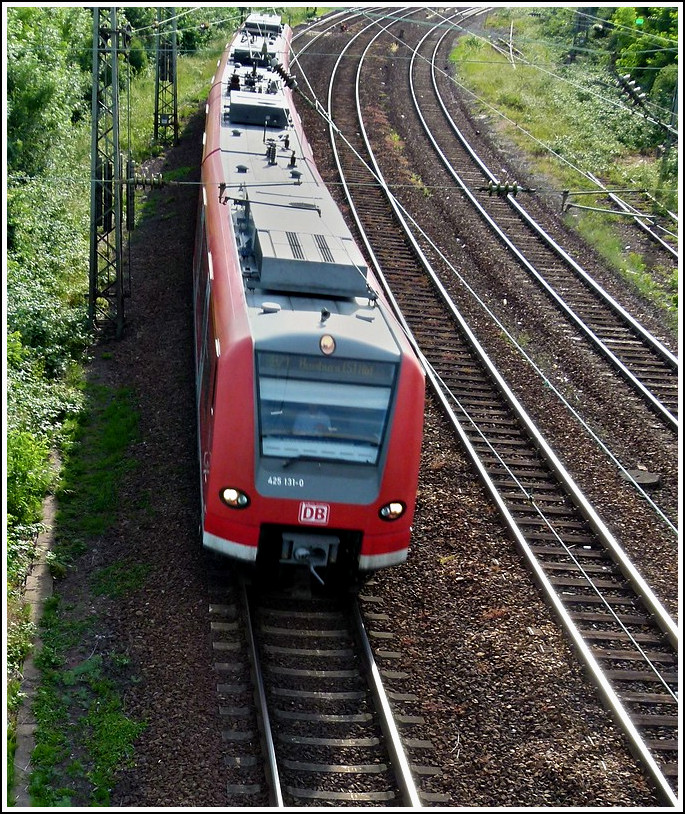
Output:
(299, 502), (330, 525)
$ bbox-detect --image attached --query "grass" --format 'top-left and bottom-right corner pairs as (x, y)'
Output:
(448, 9), (678, 328)
(53, 384), (139, 559)
(91, 561), (151, 599)
(410, 172), (432, 198)
(7, 382), (144, 807)
(29, 596), (146, 806)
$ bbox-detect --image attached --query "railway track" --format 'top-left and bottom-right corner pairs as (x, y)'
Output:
(383, 10), (679, 540)
(290, 9), (679, 804)
(405, 13), (678, 430)
(207, 563), (447, 806)
(293, 10), (678, 532)
(300, 11), (678, 518)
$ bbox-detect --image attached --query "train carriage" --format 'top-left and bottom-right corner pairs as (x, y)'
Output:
(193, 14), (425, 584)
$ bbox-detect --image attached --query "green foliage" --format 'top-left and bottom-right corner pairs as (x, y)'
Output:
(6, 603), (36, 678)
(650, 62), (677, 113)
(119, 5), (241, 65)
(528, 6), (678, 115)
(6, 331), (26, 367)
(7, 360), (85, 440)
(529, 7), (575, 40)
(454, 7), (678, 174)
(7, 174), (90, 284)
(6, 524), (42, 587)
(6, 6), (92, 177)
(6, 12), (94, 668)
(549, 64), (660, 158)
(6, 431), (54, 526)
(609, 7), (678, 91)
(7, 255), (90, 378)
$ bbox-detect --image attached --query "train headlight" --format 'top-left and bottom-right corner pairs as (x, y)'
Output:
(379, 501), (406, 521)
(320, 334), (336, 355)
(220, 487), (250, 509)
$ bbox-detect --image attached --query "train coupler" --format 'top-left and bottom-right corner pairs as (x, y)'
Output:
(280, 532), (340, 585)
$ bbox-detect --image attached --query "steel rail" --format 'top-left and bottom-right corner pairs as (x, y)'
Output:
(240, 580), (284, 807)
(412, 18), (679, 527)
(352, 601), (423, 807)
(407, 25), (678, 431)
(245, 584), (425, 805)
(324, 12), (678, 805)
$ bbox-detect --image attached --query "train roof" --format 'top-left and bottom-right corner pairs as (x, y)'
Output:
(204, 20), (406, 363)
(243, 13), (283, 36)
(230, 14), (285, 67)
(219, 28), (370, 300)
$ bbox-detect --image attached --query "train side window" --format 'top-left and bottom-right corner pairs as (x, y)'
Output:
(194, 223), (210, 365)
(200, 335), (218, 420)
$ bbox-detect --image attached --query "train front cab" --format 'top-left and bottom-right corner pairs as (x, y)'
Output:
(203, 340), (424, 586)
(254, 344), (423, 583)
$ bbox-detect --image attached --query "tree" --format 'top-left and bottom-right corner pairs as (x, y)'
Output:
(6, 6), (92, 178)
(609, 6), (678, 93)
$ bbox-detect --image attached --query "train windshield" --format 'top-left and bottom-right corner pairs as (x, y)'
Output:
(257, 352), (397, 465)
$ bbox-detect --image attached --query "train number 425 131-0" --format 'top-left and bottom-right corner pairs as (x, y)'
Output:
(267, 475), (305, 488)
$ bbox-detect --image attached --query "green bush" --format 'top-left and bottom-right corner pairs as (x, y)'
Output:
(6, 6), (92, 178)
(6, 430), (54, 525)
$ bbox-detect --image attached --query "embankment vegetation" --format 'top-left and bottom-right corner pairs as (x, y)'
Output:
(5, 6), (320, 804)
(4, 4), (677, 804)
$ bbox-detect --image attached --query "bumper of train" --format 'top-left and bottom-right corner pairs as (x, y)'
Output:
(202, 519), (410, 571)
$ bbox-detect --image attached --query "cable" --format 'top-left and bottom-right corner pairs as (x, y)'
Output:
(282, 8), (678, 534)
(450, 24), (678, 126)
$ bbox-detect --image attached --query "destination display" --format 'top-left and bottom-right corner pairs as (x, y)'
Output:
(258, 351), (396, 386)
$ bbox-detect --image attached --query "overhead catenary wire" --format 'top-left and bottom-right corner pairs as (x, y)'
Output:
(286, 6), (679, 538)
(5, 171), (679, 203)
(8, 7), (677, 205)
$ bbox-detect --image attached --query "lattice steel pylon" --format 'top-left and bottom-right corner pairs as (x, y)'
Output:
(154, 7), (178, 144)
(89, 7), (131, 338)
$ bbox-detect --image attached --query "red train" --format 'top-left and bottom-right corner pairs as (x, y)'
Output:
(193, 13), (425, 584)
